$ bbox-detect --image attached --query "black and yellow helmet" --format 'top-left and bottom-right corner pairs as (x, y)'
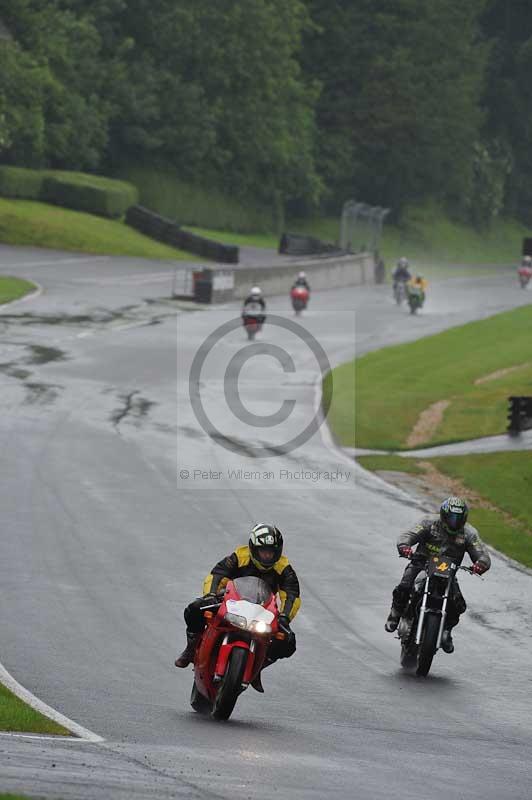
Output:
(249, 523), (283, 571)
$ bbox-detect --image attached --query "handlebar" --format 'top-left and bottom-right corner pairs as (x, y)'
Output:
(399, 553), (480, 576)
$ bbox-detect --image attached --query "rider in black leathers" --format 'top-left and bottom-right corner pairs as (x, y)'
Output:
(292, 271), (310, 291)
(384, 497), (491, 653)
(242, 286), (266, 323)
(392, 256), (412, 287)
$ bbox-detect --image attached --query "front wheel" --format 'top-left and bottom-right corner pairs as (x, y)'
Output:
(416, 614), (440, 677)
(211, 647), (248, 721)
(400, 645), (417, 669)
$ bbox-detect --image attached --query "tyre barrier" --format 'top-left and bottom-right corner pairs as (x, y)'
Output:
(507, 396), (532, 435)
(126, 205), (239, 263)
(279, 232), (344, 257)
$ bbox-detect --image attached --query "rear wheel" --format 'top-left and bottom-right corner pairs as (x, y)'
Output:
(211, 648), (248, 721)
(190, 679), (211, 713)
(247, 327), (255, 340)
(416, 614), (440, 677)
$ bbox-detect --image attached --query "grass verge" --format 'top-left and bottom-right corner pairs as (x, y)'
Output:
(0, 681), (70, 735)
(0, 198), (195, 260)
(0, 276), (36, 304)
(327, 304), (532, 450)
(358, 452), (532, 568)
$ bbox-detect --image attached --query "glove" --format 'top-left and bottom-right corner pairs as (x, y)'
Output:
(398, 545), (413, 559)
(472, 561), (487, 575)
(202, 592), (221, 603)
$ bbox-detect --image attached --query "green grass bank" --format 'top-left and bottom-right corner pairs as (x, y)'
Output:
(326, 304), (532, 451)
(0, 276), (36, 304)
(0, 681), (70, 735)
(0, 198), (194, 260)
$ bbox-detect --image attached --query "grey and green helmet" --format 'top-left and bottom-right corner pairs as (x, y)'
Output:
(440, 496), (468, 535)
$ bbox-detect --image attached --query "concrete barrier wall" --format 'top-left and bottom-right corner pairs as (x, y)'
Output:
(232, 252), (375, 300)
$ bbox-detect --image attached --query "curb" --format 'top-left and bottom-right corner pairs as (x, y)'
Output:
(0, 281), (44, 311)
(0, 662), (104, 742)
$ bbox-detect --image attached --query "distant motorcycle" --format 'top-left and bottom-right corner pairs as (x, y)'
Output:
(393, 281), (407, 305)
(242, 302), (264, 340)
(397, 555), (476, 677)
(518, 265), (532, 289)
(290, 286), (309, 315)
(406, 284), (425, 314)
(190, 576), (287, 720)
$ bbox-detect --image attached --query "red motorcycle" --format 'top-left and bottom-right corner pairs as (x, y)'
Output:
(190, 576), (286, 720)
(242, 302), (264, 339)
(518, 265), (532, 289)
(290, 286), (309, 315)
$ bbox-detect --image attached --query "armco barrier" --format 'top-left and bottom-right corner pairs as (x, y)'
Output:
(126, 205), (239, 263)
(232, 252), (375, 300)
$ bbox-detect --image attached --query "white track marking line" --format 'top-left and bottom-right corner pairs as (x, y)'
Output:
(3, 257), (110, 269)
(0, 731), (91, 742)
(0, 662), (104, 743)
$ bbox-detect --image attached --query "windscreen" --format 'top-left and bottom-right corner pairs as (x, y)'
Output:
(232, 576), (273, 604)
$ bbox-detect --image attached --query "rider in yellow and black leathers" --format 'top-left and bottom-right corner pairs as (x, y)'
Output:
(175, 524), (300, 685)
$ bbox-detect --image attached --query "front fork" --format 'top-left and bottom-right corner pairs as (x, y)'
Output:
(415, 576), (450, 648)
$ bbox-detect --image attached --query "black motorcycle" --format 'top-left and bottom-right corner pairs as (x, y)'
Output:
(393, 280), (406, 305)
(397, 555), (474, 677)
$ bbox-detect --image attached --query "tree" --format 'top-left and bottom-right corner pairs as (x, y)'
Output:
(303, 0), (487, 217)
(481, 0), (532, 222)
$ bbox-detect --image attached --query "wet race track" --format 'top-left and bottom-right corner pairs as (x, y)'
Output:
(1, 245), (531, 799)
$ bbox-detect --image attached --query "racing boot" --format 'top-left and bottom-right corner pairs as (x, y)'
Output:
(250, 673), (265, 693)
(385, 607), (401, 633)
(250, 657), (275, 693)
(174, 631), (199, 668)
(440, 628), (454, 654)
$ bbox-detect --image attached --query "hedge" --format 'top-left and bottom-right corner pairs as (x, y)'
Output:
(0, 165), (138, 218)
(0, 166), (44, 198)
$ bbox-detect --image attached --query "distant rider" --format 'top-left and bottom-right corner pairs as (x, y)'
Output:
(292, 271), (310, 292)
(407, 274), (428, 302)
(384, 497), (491, 653)
(242, 285), (266, 323)
(392, 257), (412, 287)
(175, 524), (300, 691)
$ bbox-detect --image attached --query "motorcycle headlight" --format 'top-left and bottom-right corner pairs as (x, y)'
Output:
(249, 620), (272, 635)
(224, 612), (247, 629)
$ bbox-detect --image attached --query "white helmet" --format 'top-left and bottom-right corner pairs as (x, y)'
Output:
(523, 255), (532, 266)
(250, 286), (262, 297)
(398, 257), (409, 268)
(298, 271), (306, 279)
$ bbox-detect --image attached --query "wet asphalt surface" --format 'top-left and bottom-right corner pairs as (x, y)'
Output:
(0, 245), (532, 799)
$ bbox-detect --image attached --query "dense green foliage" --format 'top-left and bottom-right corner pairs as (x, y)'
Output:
(2, 1), (532, 225)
